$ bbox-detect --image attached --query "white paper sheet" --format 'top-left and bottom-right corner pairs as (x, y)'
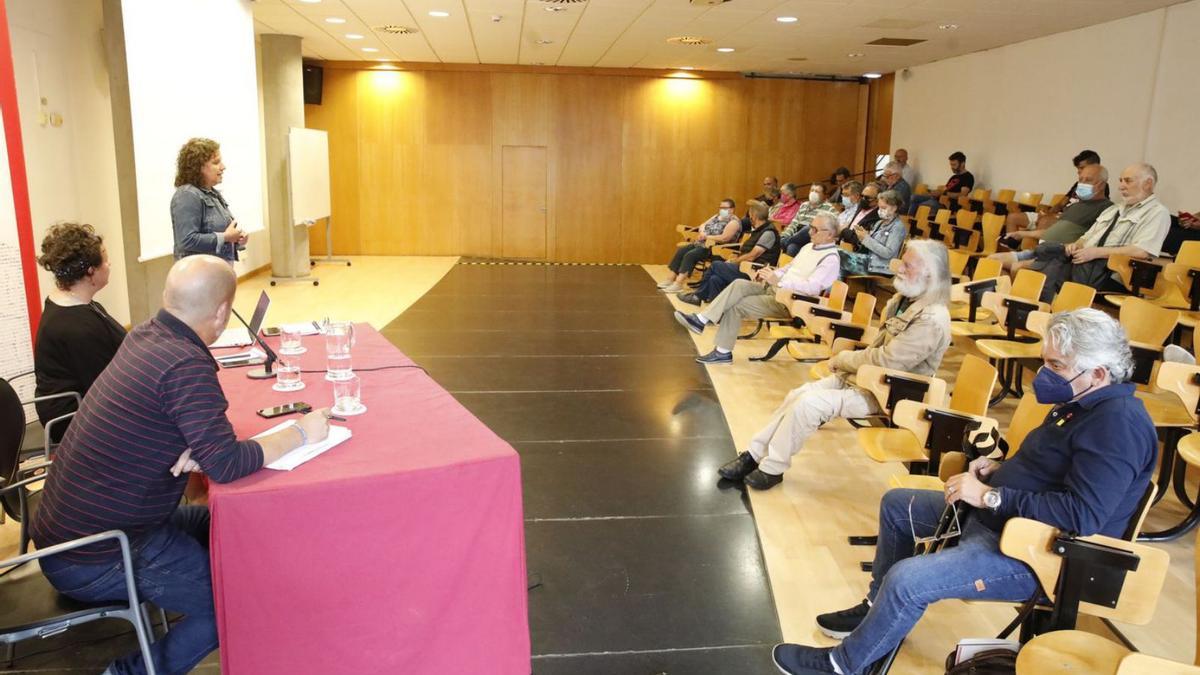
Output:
(279, 321), (324, 336)
(211, 327), (253, 349)
(254, 420), (352, 471)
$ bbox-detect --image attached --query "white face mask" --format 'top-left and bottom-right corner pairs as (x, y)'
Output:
(879, 207), (896, 220)
(718, 208), (731, 218)
(808, 191), (820, 204)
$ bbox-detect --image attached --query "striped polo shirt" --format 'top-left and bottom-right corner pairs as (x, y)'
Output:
(31, 309), (264, 563)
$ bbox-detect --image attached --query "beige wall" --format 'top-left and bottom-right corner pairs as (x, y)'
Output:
(891, 0), (1199, 213)
(8, 0), (129, 324)
(305, 65), (867, 264)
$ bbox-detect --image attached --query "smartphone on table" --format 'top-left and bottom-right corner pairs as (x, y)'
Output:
(256, 402), (312, 419)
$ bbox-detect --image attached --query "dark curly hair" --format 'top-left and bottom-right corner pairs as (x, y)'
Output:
(174, 137), (220, 188)
(38, 222), (104, 290)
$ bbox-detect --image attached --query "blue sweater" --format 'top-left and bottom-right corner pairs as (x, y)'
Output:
(977, 383), (1156, 538)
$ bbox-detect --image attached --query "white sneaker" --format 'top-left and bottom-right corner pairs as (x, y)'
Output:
(660, 283), (684, 294)
(1164, 344), (1196, 365)
(657, 280), (674, 289)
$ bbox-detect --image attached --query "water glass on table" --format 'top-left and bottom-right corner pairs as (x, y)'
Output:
(273, 354), (304, 392)
(280, 326), (305, 355)
(324, 321), (355, 381)
(331, 373), (365, 415)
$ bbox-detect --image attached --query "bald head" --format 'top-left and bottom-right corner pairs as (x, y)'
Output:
(163, 255), (237, 344)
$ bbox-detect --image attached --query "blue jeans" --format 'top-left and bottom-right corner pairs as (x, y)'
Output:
(832, 489), (1038, 675)
(782, 230), (811, 257)
(39, 506), (218, 675)
(907, 194), (941, 217)
(695, 260), (749, 302)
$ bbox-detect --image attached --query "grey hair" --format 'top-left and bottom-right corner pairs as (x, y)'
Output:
(843, 180), (863, 197)
(1045, 308), (1134, 383)
(810, 212), (838, 233)
(1089, 164), (1109, 184)
(878, 189), (902, 208)
(1132, 162), (1158, 186)
(781, 182), (798, 196)
(883, 161), (902, 175)
(903, 239), (952, 305)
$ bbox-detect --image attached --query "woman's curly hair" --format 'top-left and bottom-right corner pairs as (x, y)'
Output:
(174, 137), (220, 188)
(38, 222), (104, 290)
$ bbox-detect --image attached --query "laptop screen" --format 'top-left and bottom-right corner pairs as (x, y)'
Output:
(245, 291), (270, 339)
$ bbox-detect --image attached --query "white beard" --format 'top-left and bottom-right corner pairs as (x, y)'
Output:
(893, 274), (927, 298)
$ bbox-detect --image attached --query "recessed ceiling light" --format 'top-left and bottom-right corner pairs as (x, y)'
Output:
(325, 17), (346, 24)
(939, 23), (958, 30)
(863, 72), (882, 79)
(716, 47), (735, 53)
(362, 47), (379, 52)
(544, 5), (566, 11)
(346, 33), (364, 40)
(776, 16), (798, 23)
(535, 39), (554, 45)
(429, 10), (450, 18)
(299, 0), (321, 4)
(847, 52), (864, 58)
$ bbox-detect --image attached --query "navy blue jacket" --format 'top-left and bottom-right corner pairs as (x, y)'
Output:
(978, 383), (1157, 538)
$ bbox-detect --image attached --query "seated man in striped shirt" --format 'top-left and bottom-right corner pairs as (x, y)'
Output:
(674, 213), (841, 364)
(31, 255), (330, 675)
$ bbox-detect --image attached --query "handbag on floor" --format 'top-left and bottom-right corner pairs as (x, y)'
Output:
(943, 647), (1016, 674)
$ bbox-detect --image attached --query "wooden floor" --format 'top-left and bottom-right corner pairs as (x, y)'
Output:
(642, 263), (1197, 671)
(3, 256), (1194, 672)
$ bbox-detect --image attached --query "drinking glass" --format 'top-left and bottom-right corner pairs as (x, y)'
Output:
(272, 354), (304, 392)
(332, 373), (364, 415)
(280, 326), (305, 355)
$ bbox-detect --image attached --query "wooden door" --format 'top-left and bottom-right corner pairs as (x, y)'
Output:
(500, 145), (547, 259)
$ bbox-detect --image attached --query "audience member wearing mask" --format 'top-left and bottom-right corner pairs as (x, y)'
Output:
(839, 190), (907, 276)
(780, 184), (838, 256)
(658, 198), (742, 293)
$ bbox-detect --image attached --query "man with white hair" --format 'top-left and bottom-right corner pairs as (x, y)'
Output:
(878, 161), (912, 212)
(718, 239), (953, 491)
(32, 255), (331, 675)
(675, 213), (842, 364)
(893, 148), (918, 187)
(771, 308), (1157, 675)
(1035, 162), (1170, 302)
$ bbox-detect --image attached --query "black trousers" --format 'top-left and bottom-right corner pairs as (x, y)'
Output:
(668, 244), (713, 275)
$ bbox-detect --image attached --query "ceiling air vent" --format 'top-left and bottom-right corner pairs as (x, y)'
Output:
(667, 36), (713, 46)
(375, 25), (419, 35)
(689, 0), (730, 5)
(866, 37), (926, 46)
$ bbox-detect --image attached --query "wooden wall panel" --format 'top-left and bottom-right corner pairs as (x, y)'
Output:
(552, 75), (625, 263)
(306, 66), (872, 263)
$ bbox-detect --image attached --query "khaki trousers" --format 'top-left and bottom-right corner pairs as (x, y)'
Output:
(700, 279), (790, 351)
(747, 375), (881, 475)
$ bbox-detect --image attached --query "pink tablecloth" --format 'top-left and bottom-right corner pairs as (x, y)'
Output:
(209, 324), (529, 674)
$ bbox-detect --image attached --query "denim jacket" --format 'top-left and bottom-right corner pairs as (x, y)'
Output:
(171, 184), (239, 261)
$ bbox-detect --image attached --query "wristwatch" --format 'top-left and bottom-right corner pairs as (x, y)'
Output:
(983, 488), (1002, 511)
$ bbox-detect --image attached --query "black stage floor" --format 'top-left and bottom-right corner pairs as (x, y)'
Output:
(383, 263), (782, 674)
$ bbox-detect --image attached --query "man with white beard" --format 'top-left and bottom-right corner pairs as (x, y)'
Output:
(717, 240), (954, 491)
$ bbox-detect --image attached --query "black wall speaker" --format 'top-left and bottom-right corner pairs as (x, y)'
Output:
(303, 65), (323, 105)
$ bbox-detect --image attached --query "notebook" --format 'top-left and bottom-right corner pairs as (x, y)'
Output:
(253, 420), (353, 471)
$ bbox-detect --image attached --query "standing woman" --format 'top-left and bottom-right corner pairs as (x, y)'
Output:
(34, 223), (126, 442)
(171, 137), (247, 262)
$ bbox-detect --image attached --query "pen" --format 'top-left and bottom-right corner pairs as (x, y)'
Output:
(326, 414), (347, 422)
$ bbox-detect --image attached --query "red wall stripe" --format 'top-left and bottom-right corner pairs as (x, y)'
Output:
(0, 0), (41, 343)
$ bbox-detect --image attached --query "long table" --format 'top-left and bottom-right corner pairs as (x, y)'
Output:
(209, 324), (529, 674)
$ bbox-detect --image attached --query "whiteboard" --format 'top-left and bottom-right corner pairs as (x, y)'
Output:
(122, 0), (265, 261)
(288, 127), (331, 225)
(0, 105), (36, 415)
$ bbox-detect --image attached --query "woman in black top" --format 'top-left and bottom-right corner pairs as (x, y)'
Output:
(34, 223), (126, 442)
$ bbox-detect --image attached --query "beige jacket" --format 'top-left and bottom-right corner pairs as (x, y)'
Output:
(829, 294), (951, 378)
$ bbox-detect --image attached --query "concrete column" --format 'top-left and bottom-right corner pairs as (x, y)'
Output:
(259, 34), (308, 278)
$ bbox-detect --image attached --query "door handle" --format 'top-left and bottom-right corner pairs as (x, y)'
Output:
(538, 206), (547, 213)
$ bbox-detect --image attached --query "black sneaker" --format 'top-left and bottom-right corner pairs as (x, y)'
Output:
(744, 468), (783, 490)
(695, 349), (732, 364)
(717, 452), (759, 481)
(772, 644), (837, 674)
(816, 599), (870, 639)
(677, 293), (702, 306)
